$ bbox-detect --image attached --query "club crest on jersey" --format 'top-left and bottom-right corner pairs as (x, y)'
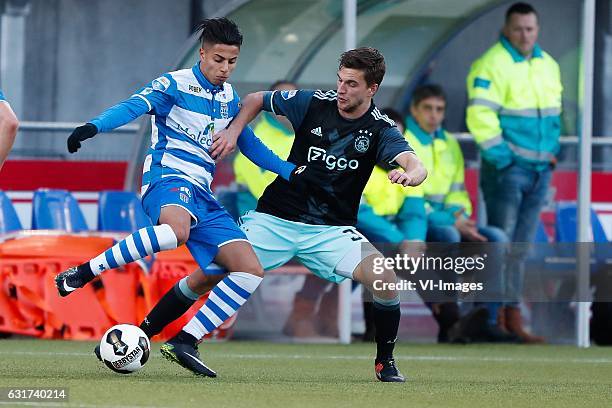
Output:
(152, 76), (170, 92)
(355, 130), (372, 153)
(281, 90), (297, 100)
(179, 187), (192, 204)
(220, 102), (229, 119)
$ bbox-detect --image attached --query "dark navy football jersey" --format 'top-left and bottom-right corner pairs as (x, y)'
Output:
(256, 89), (414, 226)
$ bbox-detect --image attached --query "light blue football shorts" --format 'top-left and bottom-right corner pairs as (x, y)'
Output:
(238, 211), (379, 283)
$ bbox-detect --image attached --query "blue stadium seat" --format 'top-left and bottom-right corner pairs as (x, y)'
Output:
(0, 190), (22, 233)
(98, 190), (151, 232)
(555, 202), (608, 243)
(32, 189), (88, 232)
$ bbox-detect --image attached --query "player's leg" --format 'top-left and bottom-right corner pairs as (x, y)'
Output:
(138, 185), (242, 340)
(160, 240), (264, 377)
(296, 226), (404, 382)
(159, 211), (296, 376)
(356, 205), (416, 342)
(92, 265), (218, 363)
(139, 268), (223, 339)
(55, 180), (194, 296)
(176, 211), (297, 343)
(172, 240), (263, 346)
(349, 253), (405, 382)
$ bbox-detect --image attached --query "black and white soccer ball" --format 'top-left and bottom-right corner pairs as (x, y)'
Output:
(99, 324), (150, 374)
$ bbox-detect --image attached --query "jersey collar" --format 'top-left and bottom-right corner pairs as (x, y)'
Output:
(406, 116), (445, 145)
(337, 99), (376, 122)
(499, 34), (543, 63)
(192, 62), (224, 93)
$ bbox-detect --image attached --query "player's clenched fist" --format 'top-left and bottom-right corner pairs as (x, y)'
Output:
(67, 123), (98, 153)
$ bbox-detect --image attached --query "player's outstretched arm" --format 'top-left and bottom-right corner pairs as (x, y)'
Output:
(66, 97), (150, 153)
(388, 152), (427, 187)
(237, 126), (295, 181)
(0, 102), (19, 170)
(210, 91), (265, 160)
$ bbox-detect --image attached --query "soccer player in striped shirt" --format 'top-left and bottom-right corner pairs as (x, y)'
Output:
(54, 18), (297, 377)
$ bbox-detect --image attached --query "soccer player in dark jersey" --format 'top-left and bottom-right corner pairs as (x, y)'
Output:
(145, 47), (427, 382)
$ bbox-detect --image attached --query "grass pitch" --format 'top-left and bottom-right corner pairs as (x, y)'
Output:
(1, 339), (611, 408)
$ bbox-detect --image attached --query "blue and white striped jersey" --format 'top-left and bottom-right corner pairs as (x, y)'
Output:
(133, 63), (241, 196)
(89, 63), (294, 197)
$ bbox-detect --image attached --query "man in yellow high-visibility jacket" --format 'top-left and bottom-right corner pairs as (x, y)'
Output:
(359, 87), (512, 343)
(466, 2), (562, 343)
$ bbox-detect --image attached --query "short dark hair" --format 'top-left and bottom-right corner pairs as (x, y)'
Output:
(269, 80), (297, 91)
(338, 47), (386, 87)
(505, 2), (538, 23)
(411, 84), (446, 107)
(381, 108), (404, 127)
(196, 18), (243, 48)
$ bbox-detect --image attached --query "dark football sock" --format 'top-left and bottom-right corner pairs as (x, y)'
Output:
(140, 279), (198, 338)
(170, 330), (199, 347)
(77, 262), (96, 283)
(373, 299), (401, 363)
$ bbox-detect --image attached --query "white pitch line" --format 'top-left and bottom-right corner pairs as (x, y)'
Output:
(1, 350), (611, 364)
(222, 353), (612, 364)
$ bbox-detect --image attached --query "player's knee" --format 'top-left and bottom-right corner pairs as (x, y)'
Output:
(168, 223), (190, 246)
(186, 271), (217, 295)
(367, 267), (397, 296)
(159, 206), (192, 245)
(380, 268), (398, 283)
(235, 258), (264, 278)
(245, 263), (264, 278)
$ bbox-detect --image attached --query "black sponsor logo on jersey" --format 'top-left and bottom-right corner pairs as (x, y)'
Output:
(189, 84), (202, 93)
(307, 146), (358, 171)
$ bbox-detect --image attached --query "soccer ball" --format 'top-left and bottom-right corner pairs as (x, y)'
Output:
(99, 324), (150, 374)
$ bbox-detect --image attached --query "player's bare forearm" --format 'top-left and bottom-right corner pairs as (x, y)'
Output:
(229, 92), (265, 135)
(211, 92), (265, 160)
(393, 152), (427, 186)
